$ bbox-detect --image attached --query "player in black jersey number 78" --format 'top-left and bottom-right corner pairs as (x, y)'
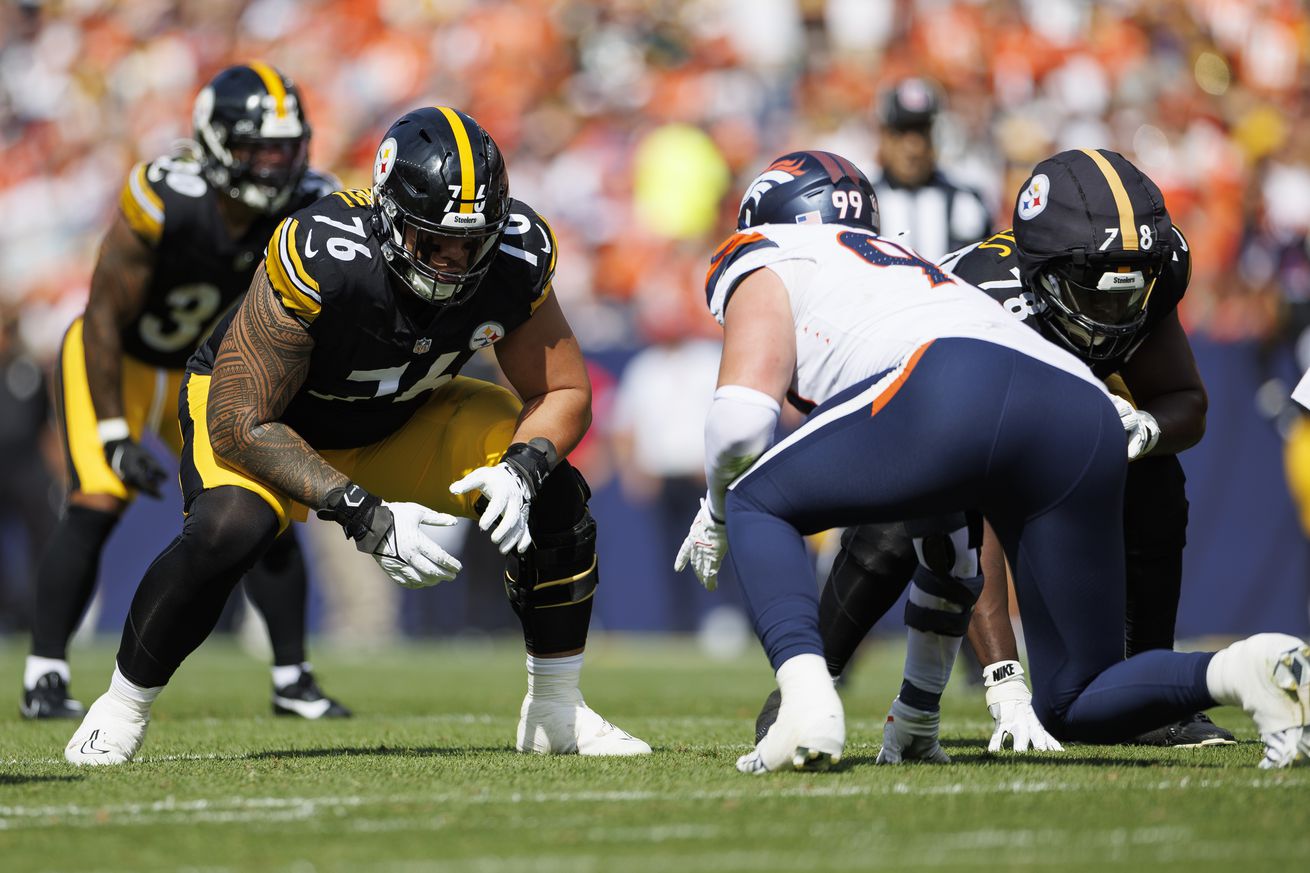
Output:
(24, 63), (348, 722)
(64, 106), (649, 764)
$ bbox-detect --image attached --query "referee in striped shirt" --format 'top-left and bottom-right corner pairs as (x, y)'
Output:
(872, 78), (991, 261)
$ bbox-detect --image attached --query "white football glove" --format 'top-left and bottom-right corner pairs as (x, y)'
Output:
(450, 463), (533, 555)
(371, 501), (463, 589)
(1110, 395), (1160, 460)
(875, 697), (950, 764)
(982, 660), (1063, 753)
(673, 498), (727, 591)
(318, 485), (462, 589)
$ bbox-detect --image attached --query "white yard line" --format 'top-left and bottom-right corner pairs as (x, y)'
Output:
(0, 776), (1303, 831)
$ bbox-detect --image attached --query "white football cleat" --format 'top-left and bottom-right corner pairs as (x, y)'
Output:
(516, 690), (651, 756)
(875, 697), (950, 765)
(64, 692), (150, 766)
(736, 689), (844, 774)
(1210, 634), (1310, 769)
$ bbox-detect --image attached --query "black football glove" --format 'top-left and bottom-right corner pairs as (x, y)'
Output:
(103, 437), (168, 498)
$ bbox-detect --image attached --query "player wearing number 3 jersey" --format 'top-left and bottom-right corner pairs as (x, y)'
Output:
(65, 106), (648, 765)
(24, 63), (350, 722)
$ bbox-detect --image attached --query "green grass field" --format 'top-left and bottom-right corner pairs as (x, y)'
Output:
(2, 637), (1306, 873)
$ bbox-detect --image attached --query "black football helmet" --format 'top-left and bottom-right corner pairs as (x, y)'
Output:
(737, 150), (879, 232)
(193, 62), (310, 213)
(371, 107), (511, 305)
(1013, 149), (1173, 362)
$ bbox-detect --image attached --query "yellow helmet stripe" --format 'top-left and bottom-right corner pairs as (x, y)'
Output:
(435, 106), (476, 214)
(247, 60), (287, 118)
(1080, 148), (1139, 250)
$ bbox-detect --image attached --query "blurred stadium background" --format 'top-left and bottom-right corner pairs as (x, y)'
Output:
(1, 0), (1309, 655)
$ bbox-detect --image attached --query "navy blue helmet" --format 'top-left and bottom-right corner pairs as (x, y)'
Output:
(737, 150), (879, 233)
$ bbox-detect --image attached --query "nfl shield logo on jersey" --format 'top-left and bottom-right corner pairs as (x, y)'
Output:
(413, 337), (432, 354)
(470, 322), (504, 350)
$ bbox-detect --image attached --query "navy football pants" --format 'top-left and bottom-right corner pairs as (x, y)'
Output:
(725, 338), (1214, 742)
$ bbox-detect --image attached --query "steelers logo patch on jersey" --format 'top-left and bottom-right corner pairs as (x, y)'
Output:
(470, 322), (505, 350)
(1017, 174), (1049, 221)
(374, 137), (398, 185)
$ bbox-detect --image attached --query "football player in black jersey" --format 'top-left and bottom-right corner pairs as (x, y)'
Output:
(24, 63), (349, 721)
(756, 148), (1234, 753)
(63, 106), (650, 764)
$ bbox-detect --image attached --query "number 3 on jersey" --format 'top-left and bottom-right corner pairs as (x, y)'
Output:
(139, 283), (223, 352)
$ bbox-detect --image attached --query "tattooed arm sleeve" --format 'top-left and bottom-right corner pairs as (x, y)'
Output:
(207, 265), (349, 508)
(84, 214), (155, 421)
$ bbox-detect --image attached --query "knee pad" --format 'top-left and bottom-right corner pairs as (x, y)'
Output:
(183, 487), (280, 572)
(840, 523), (918, 580)
(903, 560), (984, 638)
(504, 462), (598, 611)
(908, 513), (982, 580)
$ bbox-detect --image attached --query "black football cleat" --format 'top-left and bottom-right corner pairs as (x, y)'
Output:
(272, 670), (352, 719)
(21, 672), (86, 720)
(755, 688), (782, 744)
(1132, 711), (1237, 747)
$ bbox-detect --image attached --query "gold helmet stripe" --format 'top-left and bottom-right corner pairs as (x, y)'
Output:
(247, 60), (287, 118)
(435, 106), (476, 214)
(1080, 148), (1139, 250)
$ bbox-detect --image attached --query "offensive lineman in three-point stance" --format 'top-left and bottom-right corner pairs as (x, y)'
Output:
(66, 107), (649, 764)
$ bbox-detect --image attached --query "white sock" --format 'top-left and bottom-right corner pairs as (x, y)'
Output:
(776, 653), (835, 706)
(25, 655), (70, 690)
(271, 663), (306, 688)
(526, 653), (583, 702)
(108, 667), (161, 717)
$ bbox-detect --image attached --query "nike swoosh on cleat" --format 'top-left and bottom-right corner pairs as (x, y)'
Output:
(80, 729), (111, 756)
(304, 229), (318, 258)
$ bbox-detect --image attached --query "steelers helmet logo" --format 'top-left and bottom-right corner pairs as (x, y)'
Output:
(469, 322), (505, 350)
(374, 137), (398, 185)
(1017, 173), (1049, 220)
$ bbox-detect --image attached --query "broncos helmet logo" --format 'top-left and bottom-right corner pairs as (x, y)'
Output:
(740, 161), (809, 228)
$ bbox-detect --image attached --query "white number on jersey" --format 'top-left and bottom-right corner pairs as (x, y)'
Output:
(138, 283), (223, 352)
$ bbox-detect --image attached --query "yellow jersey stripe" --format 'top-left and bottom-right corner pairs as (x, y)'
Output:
(435, 106), (476, 213)
(1080, 148), (1139, 250)
(247, 60), (287, 117)
(333, 190), (356, 205)
(530, 283), (553, 315)
(266, 222), (321, 322)
(283, 219), (320, 295)
(119, 164), (163, 243)
(538, 212), (559, 278)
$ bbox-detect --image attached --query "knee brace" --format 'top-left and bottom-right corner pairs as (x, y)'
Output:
(903, 515), (984, 638)
(503, 461), (598, 654)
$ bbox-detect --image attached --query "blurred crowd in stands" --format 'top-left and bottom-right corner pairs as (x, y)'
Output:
(2, 0), (1309, 636)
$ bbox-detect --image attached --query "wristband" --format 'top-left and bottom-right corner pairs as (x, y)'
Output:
(97, 417), (130, 445)
(317, 483), (385, 549)
(982, 659), (1025, 687)
(500, 438), (558, 497)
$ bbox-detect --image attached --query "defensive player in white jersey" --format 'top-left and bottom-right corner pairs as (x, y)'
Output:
(677, 150), (1310, 773)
